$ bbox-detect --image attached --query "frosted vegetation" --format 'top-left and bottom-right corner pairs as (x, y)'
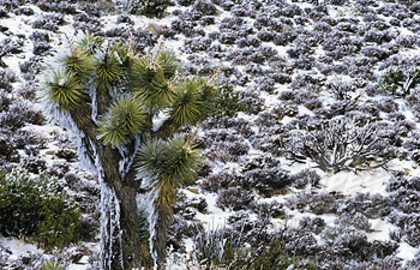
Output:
(0, 0), (420, 269)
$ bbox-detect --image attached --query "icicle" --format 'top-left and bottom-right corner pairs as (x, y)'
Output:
(96, 150), (124, 270)
(90, 85), (98, 123)
(118, 135), (141, 178)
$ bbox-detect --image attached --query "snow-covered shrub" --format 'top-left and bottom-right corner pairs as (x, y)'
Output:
(184, 37), (212, 53)
(245, 168), (291, 196)
(0, 37), (24, 55)
(0, 171), (81, 249)
(32, 13), (65, 31)
(361, 46), (390, 60)
(327, 78), (356, 100)
(116, 13), (134, 24)
(191, 225), (314, 270)
(291, 73), (326, 92)
(193, 0), (217, 16)
(340, 192), (391, 219)
(395, 34), (418, 48)
(290, 169), (321, 189)
(13, 6), (34, 16)
(346, 57), (377, 80)
(79, 2), (101, 17)
(282, 118), (388, 172)
(72, 13), (102, 34)
(0, 68), (16, 92)
(33, 42), (52, 56)
(388, 212), (420, 247)
(238, 88), (265, 114)
(200, 171), (244, 192)
(300, 216), (326, 234)
(126, 0), (167, 17)
(287, 191), (344, 215)
(217, 186), (254, 211)
(335, 212), (372, 232)
(36, 0), (77, 14)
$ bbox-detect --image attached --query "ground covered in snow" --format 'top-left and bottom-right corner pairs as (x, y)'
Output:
(1, 0), (420, 269)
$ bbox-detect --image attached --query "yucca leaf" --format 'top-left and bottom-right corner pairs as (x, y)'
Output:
(158, 50), (179, 80)
(97, 95), (146, 146)
(130, 50), (179, 111)
(94, 49), (124, 92)
(75, 31), (102, 55)
(43, 69), (83, 110)
(136, 136), (201, 189)
(59, 48), (93, 77)
(136, 139), (167, 180)
(170, 77), (203, 126)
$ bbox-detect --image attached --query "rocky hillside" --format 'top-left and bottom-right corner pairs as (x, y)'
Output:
(1, 0), (420, 269)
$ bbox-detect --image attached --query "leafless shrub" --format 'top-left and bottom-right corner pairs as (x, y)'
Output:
(282, 118), (388, 172)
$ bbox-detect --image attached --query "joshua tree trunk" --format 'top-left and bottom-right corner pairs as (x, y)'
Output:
(68, 104), (151, 269)
(152, 181), (175, 268)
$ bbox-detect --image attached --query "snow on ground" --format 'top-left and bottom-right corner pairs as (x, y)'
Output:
(2, 0), (420, 268)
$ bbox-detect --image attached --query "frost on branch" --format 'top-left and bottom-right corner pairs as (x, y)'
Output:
(282, 117), (388, 172)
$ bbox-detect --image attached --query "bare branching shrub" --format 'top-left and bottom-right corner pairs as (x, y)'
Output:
(282, 118), (388, 172)
(328, 78), (357, 101)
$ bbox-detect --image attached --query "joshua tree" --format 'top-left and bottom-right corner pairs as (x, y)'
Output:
(38, 32), (218, 269)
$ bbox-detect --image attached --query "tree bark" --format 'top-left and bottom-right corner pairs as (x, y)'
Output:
(153, 182), (175, 269)
(69, 104), (152, 270)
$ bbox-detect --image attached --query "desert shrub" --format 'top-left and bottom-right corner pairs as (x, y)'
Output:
(0, 171), (81, 249)
(335, 212), (372, 232)
(126, 0), (167, 17)
(339, 192), (391, 219)
(300, 217), (326, 234)
(0, 37), (24, 55)
(286, 191), (344, 215)
(327, 78), (356, 100)
(32, 13), (65, 31)
(41, 260), (64, 270)
(282, 118), (388, 172)
(217, 186), (254, 210)
(378, 66), (420, 97)
(192, 226), (317, 270)
(290, 169), (321, 189)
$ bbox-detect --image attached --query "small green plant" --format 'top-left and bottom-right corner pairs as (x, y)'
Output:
(41, 260), (65, 270)
(378, 66), (420, 97)
(0, 170), (80, 249)
(126, 0), (168, 17)
(192, 228), (317, 270)
(214, 84), (246, 118)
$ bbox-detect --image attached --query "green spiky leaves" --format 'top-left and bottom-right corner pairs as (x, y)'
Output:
(131, 50), (179, 111)
(42, 69), (83, 111)
(170, 77), (218, 126)
(94, 49), (125, 92)
(137, 136), (201, 189)
(59, 48), (93, 76)
(98, 95), (147, 146)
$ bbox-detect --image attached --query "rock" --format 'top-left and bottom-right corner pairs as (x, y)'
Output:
(144, 22), (165, 37)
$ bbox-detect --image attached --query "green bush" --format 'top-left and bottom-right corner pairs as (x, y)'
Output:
(0, 171), (80, 249)
(378, 66), (420, 97)
(214, 84), (246, 118)
(193, 228), (317, 270)
(41, 260), (65, 270)
(125, 0), (167, 17)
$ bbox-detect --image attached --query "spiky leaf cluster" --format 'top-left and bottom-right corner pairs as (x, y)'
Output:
(137, 136), (201, 189)
(42, 69), (83, 111)
(170, 77), (217, 126)
(94, 48), (125, 92)
(98, 95), (147, 146)
(131, 50), (179, 111)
